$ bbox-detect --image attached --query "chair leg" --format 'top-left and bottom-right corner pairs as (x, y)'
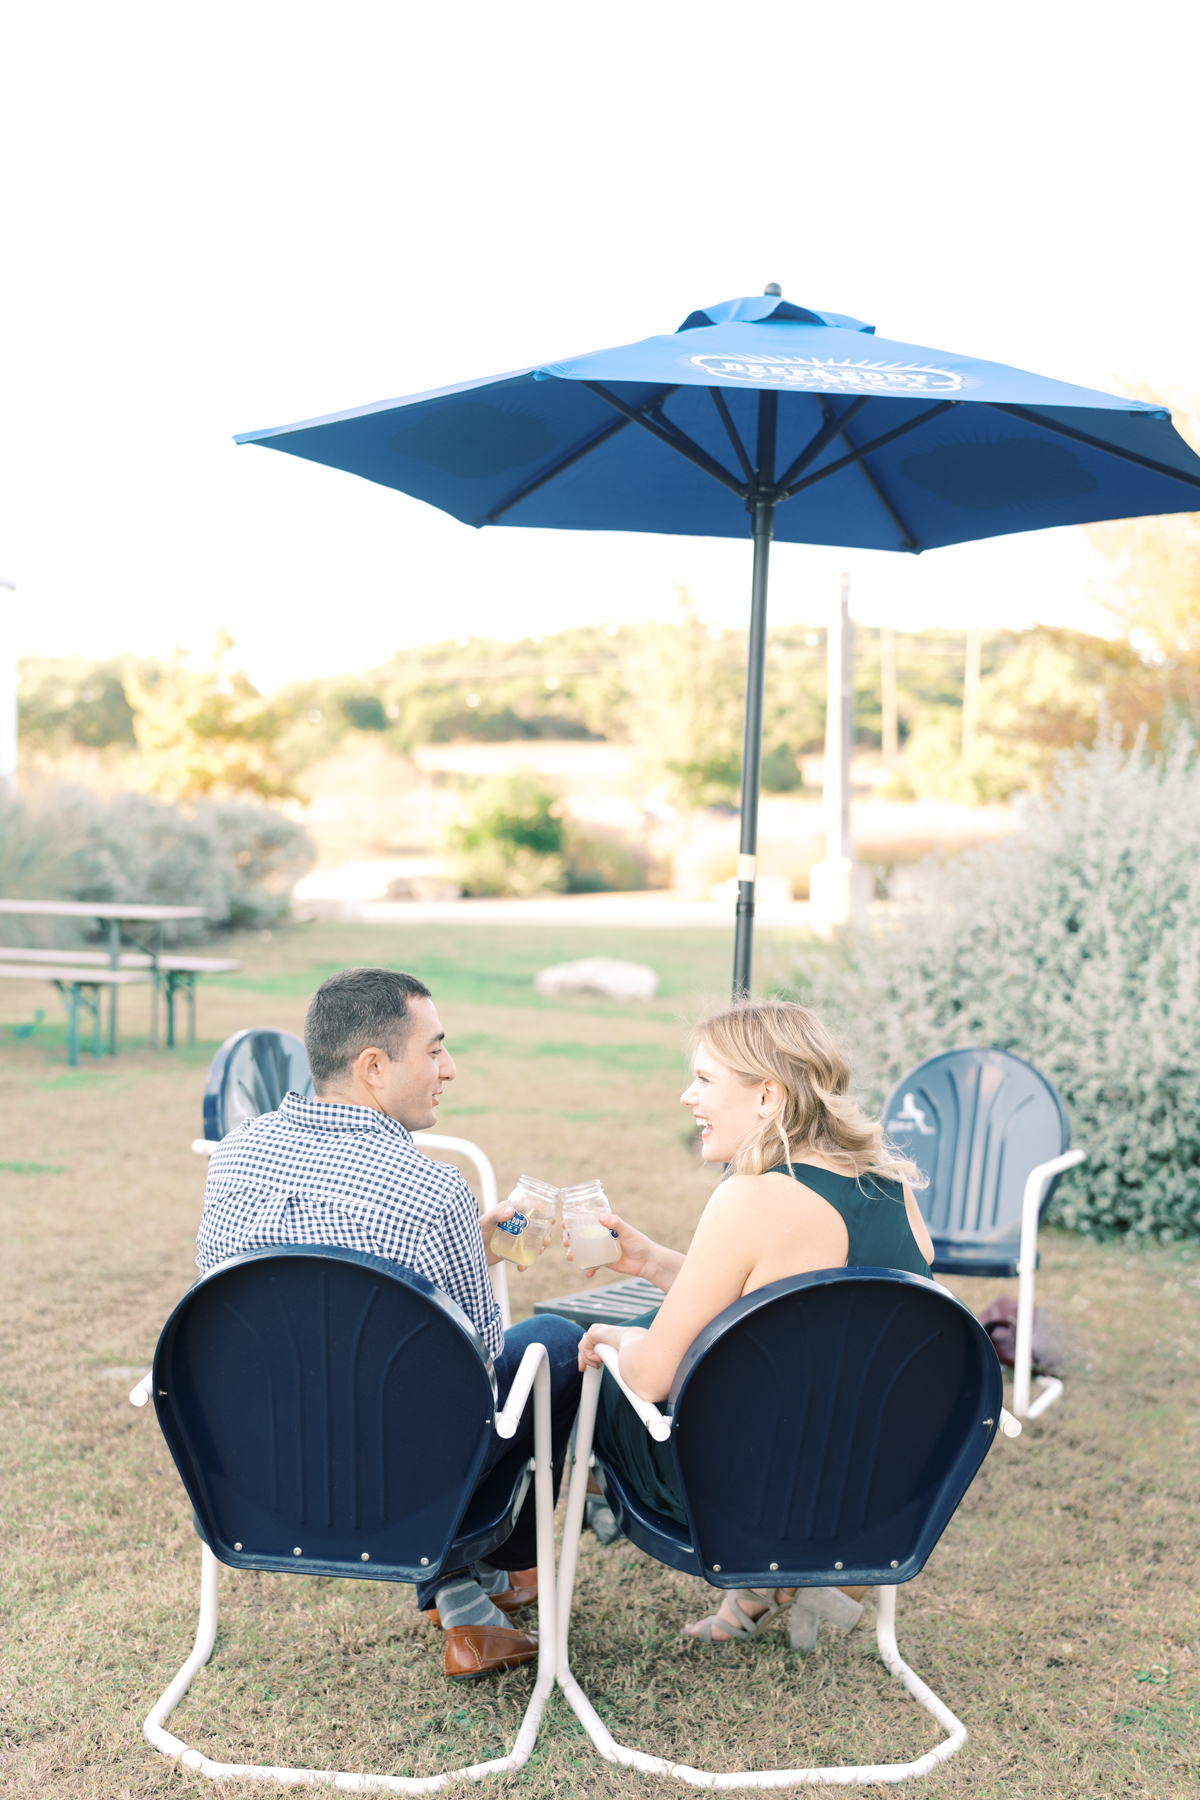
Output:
(143, 1542), (220, 1761)
(556, 1369), (967, 1787)
(141, 1367), (558, 1789)
(1024, 1375), (1065, 1420)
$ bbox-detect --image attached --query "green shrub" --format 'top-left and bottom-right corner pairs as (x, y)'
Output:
(0, 787), (314, 943)
(448, 771), (652, 897)
(792, 738), (1200, 1242)
(448, 771), (567, 896)
(564, 823), (651, 893)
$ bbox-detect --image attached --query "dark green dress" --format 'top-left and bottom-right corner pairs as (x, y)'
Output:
(592, 1163), (931, 1525)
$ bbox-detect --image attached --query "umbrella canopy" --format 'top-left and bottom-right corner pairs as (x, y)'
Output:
(237, 291), (1200, 988)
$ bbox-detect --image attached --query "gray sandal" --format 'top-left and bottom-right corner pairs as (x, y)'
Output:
(687, 1587), (793, 1644)
(788, 1586), (865, 1652)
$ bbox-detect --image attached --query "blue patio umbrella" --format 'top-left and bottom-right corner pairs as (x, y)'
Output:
(236, 288), (1200, 992)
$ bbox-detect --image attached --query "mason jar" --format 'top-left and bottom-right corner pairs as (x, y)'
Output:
(492, 1174), (559, 1269)
(561, 1179), (622, 1269)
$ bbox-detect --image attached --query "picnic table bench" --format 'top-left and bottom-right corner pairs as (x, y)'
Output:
(0, 900), (239, 1062)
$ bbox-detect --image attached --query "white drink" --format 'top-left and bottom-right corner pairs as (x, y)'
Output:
(561, 1179), (621, 1268)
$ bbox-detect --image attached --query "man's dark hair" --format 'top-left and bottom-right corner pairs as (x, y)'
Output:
(304, 967), (432, 1089)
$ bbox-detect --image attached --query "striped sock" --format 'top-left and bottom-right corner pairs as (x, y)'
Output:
(474, 1560), (511, 1598)
(434, 1577), (507, 1631)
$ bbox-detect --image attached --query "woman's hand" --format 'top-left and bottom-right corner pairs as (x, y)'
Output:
(578, 1322), (626, 1371)
(564, 1210), (682, 1285)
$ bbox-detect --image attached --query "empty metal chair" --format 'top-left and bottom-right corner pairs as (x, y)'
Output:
(132, 1245), (556, 1787)
(201, 1025), (313, 1143)
(883, 1048), (1085, 1418)
(559, 1268), (1019, 1787)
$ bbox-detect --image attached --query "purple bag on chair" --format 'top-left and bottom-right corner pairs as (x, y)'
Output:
(976, 1297), (1062, 1377)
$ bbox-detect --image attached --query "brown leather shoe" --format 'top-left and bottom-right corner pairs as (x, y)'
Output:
(425, 1570), (538, 1628)
(442, 1624), (539, 1680)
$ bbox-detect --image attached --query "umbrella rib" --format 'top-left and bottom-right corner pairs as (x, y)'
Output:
(485, 396), (674, 524)
(582, 382), (748, 498)
(785, 400), (958, 497)
(774, 396), (873, 493)
(824, 403), (920, 551)
(708, 388), (755, 483)
(984, 403), (1200, 493)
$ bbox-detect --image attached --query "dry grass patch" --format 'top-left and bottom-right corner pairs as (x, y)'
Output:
(0, 920), (1197, 1796)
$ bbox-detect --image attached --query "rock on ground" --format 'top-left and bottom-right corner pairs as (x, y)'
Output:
(534, 956), (659, 1002)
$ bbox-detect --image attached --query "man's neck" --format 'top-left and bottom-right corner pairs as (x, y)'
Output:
(313, 1084), (385, 1114)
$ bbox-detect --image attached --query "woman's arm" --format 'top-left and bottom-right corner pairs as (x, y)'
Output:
(586, 1172), (851, 1402)
(903, 1184), (935, 1266)
(581, 1179), (761, 1400)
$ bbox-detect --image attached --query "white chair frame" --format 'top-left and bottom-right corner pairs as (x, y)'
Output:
(555, 1349), (1021, 1789)
(132, 1341), (558, 1791)
(1012, 1150), (1085, 1419)
(414, 1133), (511, 1329)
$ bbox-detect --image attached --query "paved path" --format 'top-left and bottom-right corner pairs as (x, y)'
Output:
(299, 891), (814, 929)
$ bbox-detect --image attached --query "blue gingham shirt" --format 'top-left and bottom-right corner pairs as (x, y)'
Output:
(196, 1091), (504, 1358)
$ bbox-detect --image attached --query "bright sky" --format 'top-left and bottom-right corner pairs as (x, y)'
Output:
(2, 2), (1198, 690)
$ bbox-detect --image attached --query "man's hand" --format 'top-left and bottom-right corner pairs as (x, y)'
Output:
(480, 1202), (518, 1267)
(480, 1202), (551, 1270)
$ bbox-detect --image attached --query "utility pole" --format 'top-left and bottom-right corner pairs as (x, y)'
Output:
(0, 578), (15, 799)
(810, 572), (865, 935)
(880, 623), (898, 769)
(962, 625), (982, 761)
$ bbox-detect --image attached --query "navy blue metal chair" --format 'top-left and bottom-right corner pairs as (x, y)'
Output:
(201, 1026), (313, 1141)
(558, 1269), (1018, 1786)
(134, 1245), (557, 1787)
(883, 1049), (1085, 1419)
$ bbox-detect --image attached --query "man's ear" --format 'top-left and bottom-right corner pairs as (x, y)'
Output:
(354, 1045), (387, 1087)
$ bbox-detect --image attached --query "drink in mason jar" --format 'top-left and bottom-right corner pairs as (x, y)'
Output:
(561, 1179), (622, 1268)
(492, 1175), (558, 1269)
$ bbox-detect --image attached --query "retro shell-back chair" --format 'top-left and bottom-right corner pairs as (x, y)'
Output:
(130, 1245), (554, 1788)
(883, 1048), (1085, 1419)
(558, 1267), (1021, 1788)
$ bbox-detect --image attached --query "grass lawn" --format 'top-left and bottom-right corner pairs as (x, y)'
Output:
(0, 918), (1197, 1797)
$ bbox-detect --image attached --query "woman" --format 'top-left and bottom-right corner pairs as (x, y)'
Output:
(574, 998), (934, 1647)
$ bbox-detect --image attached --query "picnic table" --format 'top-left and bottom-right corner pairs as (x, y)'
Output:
(0, 900), (237, 1063)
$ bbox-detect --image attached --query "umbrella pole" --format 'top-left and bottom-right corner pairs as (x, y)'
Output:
(732, 496), (774, 997)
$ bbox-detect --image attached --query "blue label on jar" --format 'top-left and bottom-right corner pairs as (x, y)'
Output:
(499, 1211), (527, 1236)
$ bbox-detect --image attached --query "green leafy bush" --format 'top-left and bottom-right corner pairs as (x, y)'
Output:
(0, 787), (314, 943)
(447, 771), (652, 896)
(448, 771), (567, 896)
(563, 823), (652, 894)
(793, 738), (1200, 1242)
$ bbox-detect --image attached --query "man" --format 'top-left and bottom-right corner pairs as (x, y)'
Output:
(197, 966), (583, 1681)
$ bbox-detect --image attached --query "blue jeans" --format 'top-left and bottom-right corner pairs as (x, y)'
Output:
(415, 1314), (583, 1611)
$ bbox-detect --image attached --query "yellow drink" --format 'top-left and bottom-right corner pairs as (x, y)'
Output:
(492, 1175), (557, 1268)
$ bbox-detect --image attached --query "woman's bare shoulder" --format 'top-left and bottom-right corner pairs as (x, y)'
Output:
(708, 1169), (830, 1209)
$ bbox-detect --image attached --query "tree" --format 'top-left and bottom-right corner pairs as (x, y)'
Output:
(1086, 386), (1200, 669)
(123, 631), (295, 802)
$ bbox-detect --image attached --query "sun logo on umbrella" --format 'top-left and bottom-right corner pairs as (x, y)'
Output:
(688, 352), (965, 396)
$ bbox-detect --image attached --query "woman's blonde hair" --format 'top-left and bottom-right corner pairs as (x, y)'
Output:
(691, 998), (924, 1186)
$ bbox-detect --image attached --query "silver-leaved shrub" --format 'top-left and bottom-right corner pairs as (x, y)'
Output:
(794, 738), (1200, 1241)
